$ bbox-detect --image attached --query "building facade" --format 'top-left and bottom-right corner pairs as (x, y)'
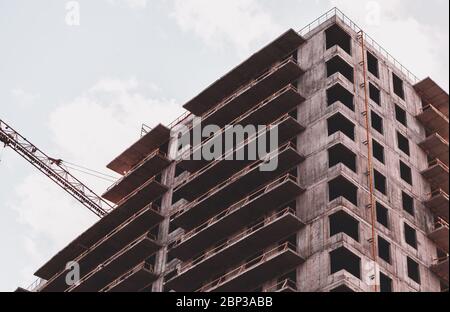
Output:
(27, 8), (448, 293)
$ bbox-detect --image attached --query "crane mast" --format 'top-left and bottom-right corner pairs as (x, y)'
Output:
(0, 118), (113, 218)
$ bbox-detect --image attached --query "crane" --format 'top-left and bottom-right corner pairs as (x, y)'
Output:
(0, 118), (114, 218)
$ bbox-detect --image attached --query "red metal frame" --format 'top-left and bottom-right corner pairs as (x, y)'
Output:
(0, 118), (113, 217)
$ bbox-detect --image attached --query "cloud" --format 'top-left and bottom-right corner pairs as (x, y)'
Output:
(11, 88), (40, 106)
(105, 0), (147, 9)
(10, 77), (182, 286)
(330, 0), (449, 89)
(171, 0), (283, 56)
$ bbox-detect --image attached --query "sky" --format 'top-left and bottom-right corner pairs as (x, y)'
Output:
(0, 0), (448, 292)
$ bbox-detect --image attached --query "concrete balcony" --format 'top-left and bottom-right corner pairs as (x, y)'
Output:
(263, 279), (297, 292)
(101, 262), (157, 292)
(179, 86), (305, 173)
(183, 29), (305, 116)
(166, 209), (303, 292)
(107, 124), (171, 175)
(197, 242), (304, 292)
(40, 205), (162, 292)
(67, 232), (160, 292)
(103, 150), (170, 203)
(174, 115), (304, 201)
(431, 257), (449, 284)
(417, 104), (449, 141)
(414, 77), (449, 118)
(421, 159), (449, 194)
(429, 219), (449, 253)
(190, 58), (304, 129)
(170, 174), (304, 261)
(425, 189), (449, 222)
(171, 142), (305, 231)
(419, 133), (449, 166)
(35, 194), (164, 281)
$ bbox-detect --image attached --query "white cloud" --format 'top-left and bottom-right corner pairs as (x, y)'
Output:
(171, 0), (283, 56)
(330, 0), (449, 89)
(11, 88), (40, 106)
(10, 77), (182, 286)
(105, 0), (147, 9)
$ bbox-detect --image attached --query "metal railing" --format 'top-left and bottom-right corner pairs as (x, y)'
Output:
(40, 203), (160, 290)
(178, 56), (299, 133)
(26, 278), (46, 292)
(100, 261), (155, 292)
(178, 85), (300, 161)
(175, 207), (297, 274)
(429, 189), (449, 200)
(171, 141), (298, 219)
(140, 124), (152, 137)
(174, 113), (296, 190)
(298, 7), (419, 84)
(428, 159), (450, 172)
(197, 242), (298, 292)
(65, 231), (158, 292)
(106, 148), (168, 191)
(434, 218), (449, 231)
(263, 279), (297, 292)
(171, 174), (298, 249)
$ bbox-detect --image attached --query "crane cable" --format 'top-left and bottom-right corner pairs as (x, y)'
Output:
(62, 161), (119, 181)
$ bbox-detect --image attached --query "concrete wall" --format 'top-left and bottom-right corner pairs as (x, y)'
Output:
(295, 16), (441, 292)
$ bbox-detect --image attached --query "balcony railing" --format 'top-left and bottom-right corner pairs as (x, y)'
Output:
(175, 113), (298, 190)
(429, 159), (450, 172)
(177, 56), (300, 134)
(106, 149), (168, 191)
(434, 218), (449, 231)
(263, 279), (297, 292)
(171, 141), (298, 219)
(178, 85), (300, 161)
(41, 203), (160, 290)
(176, 208), (297, 274)
(197, 242), (298, 292)
(100, 261), (155, 292)
(171, 174), (298, 249)
(298, 7), (419, 83)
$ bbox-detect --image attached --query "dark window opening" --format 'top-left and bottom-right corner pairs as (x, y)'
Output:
(397, 132), (410, 156)
(374, 170), (387, 195)
(367, 51), (379, 78)
(329, 210), (359, 242)
(395, 105), (407, 126)
(327, 83), (354, 111)
(327, 113), (355, 140)
(380, 272), (393, 292)
(328, 176), (358, 206)
(330, 247), (361, 279)
(404, 223), (418, 249)
(402, 192), (415, 216)
(407, 257), (421, 284)
(378, 236), (391, 264)
(371, 111), (384, 135)
(325, 24), (352, 55)
(376, 202), (389, 228)
(326, 56), (354, 83)
(369, 83), (381, 105)
(400, 161), (412, 185)
(372, 139), (385, 164)
(393, 73), (405, 100)
(328, 144), (357, 172)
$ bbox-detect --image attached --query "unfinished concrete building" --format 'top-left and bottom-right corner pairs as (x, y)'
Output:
(25, 8), (448, 292)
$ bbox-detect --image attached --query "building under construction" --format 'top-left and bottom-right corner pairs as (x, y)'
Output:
(19, 8), (449, 292)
